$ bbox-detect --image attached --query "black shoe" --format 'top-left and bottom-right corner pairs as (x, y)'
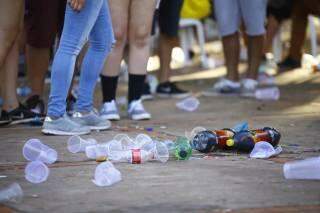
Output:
(156, 82), (191, 98)
(8, 104), (43, 125)
(0, 110), (12, 126)
(141, 82), (154, 101)
(25, 95), (45, 115)
(278, 57), (301, 72)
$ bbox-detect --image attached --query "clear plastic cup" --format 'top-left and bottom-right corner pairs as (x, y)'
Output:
(250, 142), (276, 159)
(113, 134), (134, 150)
(25, 161), (50, 184)
(283, 156), (320, 180)
(85, 144), (109, 160)
(92, 162), (122, 187)
(135, 134), (153, 148)
(23, 139), (58, 164)
(153, 142), (169, 163)
(0, 183), (23, 203)
(67, 135), (97, 153)
(255, 87), (280, 101)
(176, 97), (200, 112)
(185, 126), (207, 141)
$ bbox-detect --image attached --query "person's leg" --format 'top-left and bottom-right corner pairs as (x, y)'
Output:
(100, 0), (130, 104)
(47, 0), (106, 118)
(127, 0), (157, 103)
(241, 0), (267, 80)
(264, 15), (280, 55)
(76, 0), (115, 113)
(1, 36), (20, 112)
(0, 0), (23, 68)
(156, 0), (190, 98)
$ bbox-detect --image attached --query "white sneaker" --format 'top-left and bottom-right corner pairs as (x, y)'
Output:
(203, 78), (241, 96)
(241, 78), (258, 98)
(128, 99), (151, 120)
(100, 100), (120, 121)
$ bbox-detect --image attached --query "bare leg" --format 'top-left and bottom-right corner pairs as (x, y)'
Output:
(0, 0), (23, 67)
(264, 16), (280, 54)
(158, 34), (179, 83)
(26, 46), (50, 96)
(222, 32), (240, 81)
(101, 0), (130, 77)
(247, 35), (264, 79)
(2, 37), (20, 111)
(128, 0), (157, 75)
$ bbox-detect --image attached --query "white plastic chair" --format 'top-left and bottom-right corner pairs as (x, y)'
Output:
(179, 18), (210, 68)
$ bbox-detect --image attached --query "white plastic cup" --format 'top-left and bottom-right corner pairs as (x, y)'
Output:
(23, 139), (58, 164)
(135, 134), (153, 149)
(283, 156), (320, 180)
(250, 142), (276, 159)
(68, 135), (97, 153)
(85, 143), (109, 160)
(113, 134), (134, 150)
(25, 161), (50, 184)
(153, 142), (169, 163)
(255, 87), (280, 101)
(0, 183), (23, 203)
(92, 162), (122, 187)
(185, 126), (207, 141)
(176, 97), (200, 112)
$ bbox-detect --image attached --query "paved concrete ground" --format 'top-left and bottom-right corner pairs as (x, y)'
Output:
(0, 66), (320, 212)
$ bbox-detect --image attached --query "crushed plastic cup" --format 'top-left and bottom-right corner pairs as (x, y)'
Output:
(250, 142), (282, 159)
(0, 183), (23, 203)
(113, 134), (134, 150)
(92, 162), (122, 187)
(23, 139), (58, 164)
(67, 136), (97, 153)
(185, 126), (207, 141)
(153, 142), (169, 163)
(255, 87), (280, 101)
(283, 156), (320, 180)
(176, 97), (200, 112)
(135, 134), (153, 148)
(25, 161), (50, 184)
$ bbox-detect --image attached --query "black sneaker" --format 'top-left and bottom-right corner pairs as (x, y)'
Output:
(156, 82), (191, 98)
(0, 110), (12, 126)
(141, 82), (154, 101)
(278, 57), (301, 72)
(8, 104), (43, 125)
(24, 95), (45, 115)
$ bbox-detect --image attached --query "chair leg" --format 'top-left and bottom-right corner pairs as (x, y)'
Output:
(195, 21), (210, 68)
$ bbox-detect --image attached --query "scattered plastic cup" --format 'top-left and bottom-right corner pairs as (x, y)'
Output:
(135, 134), (153, 148)
(283, 156), (320, 180)
(92, 162), (122, 187)
(0, 183), (23, 203)
(85, 143), (110, 160)
(250, 142), (282, 159)
(153, 142), (169, 163)
(255, 87), (280, 101)
(23, 139), (58, 164)
(176, 97), (200, 112)
(67, 135), (97, 153)
(25, 161), (50, 184)
(185, 126), (207, 141)
(113, 134), (134, 150)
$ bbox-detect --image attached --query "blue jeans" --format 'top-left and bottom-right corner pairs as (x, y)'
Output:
(48, 0), (114, 117)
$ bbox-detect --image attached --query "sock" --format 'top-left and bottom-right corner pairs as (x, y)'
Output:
(128, 74), (146, 104)
(100, 75), (119, 103)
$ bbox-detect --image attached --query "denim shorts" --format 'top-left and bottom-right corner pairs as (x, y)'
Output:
(214, 0), (267, 36)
